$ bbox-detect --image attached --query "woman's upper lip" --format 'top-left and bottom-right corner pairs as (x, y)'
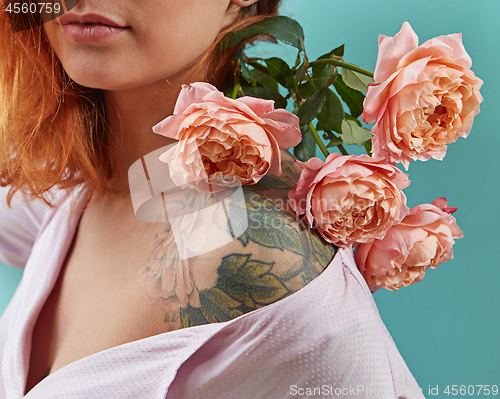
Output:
(57, 13), (127, 28)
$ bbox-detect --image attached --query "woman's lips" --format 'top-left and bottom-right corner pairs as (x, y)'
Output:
(58, 13), (129, 42)
(61, 23), (128, 42)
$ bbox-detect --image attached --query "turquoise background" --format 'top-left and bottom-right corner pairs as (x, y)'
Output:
(278, 0), (500, 397)
(1, 0), (499, 397)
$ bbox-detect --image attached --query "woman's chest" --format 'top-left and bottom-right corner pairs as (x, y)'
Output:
(24, 208), (185, 393)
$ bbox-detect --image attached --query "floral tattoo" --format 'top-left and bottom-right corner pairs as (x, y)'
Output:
(139, 156), (337, 331)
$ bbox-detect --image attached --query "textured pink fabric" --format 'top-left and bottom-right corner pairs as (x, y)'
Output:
(0, 186), (424, 398)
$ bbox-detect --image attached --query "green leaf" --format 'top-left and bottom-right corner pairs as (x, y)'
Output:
(297, 47), (344, 98)
(310, 233), (336, 268)
(242, 194), (284, 249)
(341, 68), (375, 92)
(251, 68), (279, 92)
(241, 86), (287, 109)
(298, 64), (335, 98)
(279, 224), (304, 255)
(297, 88), (327, 126)
(180, 305), (208, 328)
(244, 190), (276, 211)
(311, 59), (335, 76)
(345, 113), (362, 126)
(223, 16), (305, 50)
(315, 45), (345, 66)
(294, 124), (317, 161)
(294, 62), (306, 87)
(364, 139), (372, 155)
(246, 193), (301, 248)
(246, 219), (282, 249)
(237, 232), (249, 246)
(216, 254), (288, 308)
(264, 57), (294, 89)
(340, 119), (373, 146)
(235, 191), (304, 255)
(242, 66), (255, 86)
(317, 88), (344, 134)
(326, 135), (343, 148)
(333, 75), (365, 118)
(199, 288), (243, 323)
(331, 44), (345, 57)
(235, 50), (254, 84)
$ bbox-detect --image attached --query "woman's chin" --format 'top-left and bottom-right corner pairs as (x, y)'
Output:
(64, 67), (180, 92)
(65, 72), (141, 91)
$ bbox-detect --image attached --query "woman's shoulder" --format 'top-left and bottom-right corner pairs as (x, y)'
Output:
(143, 151), (337, 329)
(228, 150), (338, 292)
(0, 185), (71, 269)
(214, 151), (338, 314)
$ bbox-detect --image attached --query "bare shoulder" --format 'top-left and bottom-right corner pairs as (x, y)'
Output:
(139, 150), (337, 331)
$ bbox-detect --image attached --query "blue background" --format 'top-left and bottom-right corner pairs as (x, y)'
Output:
(277, 0), (500, 397)
(1, 0), (499, 397)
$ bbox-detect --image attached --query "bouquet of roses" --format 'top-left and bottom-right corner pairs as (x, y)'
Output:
(153, 17), (483, 292)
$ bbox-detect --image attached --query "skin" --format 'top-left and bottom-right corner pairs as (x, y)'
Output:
(139, 154), (337, 331)
(25, 0), (337, 394)
(43, 0), (243, 193)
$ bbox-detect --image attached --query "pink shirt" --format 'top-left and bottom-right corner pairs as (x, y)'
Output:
(0, 186), (425, 398)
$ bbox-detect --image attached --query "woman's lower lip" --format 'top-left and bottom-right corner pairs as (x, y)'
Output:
(61, 23), (128, 42)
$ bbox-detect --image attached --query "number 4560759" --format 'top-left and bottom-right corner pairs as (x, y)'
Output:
(5, 3), (62, 14)
(444, 385), (498, 395)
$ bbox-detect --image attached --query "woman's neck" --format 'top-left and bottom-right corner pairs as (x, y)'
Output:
(102, 75), (186, 194)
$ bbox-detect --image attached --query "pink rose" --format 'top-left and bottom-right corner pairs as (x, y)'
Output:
(355, 197), (464, 292)
(363, 22), (483, 169)
(153, 82), (301, 191)
(288, 153), (410, 248)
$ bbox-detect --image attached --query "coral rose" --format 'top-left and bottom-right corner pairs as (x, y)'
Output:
(288, 153), (410, 248)
(153, 82), (301, 191)
(355, 197), (463, 292)
(363, 22), (483, 169)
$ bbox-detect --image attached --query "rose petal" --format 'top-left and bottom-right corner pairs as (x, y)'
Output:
(174, 82), (219, 115)
(374, 21), (419, 83)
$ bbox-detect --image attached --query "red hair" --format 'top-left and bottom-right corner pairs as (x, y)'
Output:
(0, 1), (281, 207)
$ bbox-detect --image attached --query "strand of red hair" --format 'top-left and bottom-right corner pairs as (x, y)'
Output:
(0, 0), (281, 209)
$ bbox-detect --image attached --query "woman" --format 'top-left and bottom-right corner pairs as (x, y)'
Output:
(0, 0), (424, 397)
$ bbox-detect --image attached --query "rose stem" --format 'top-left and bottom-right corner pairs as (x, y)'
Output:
(231, 82), (241, 99)
(308, 60), (374, 78)
(337, 144), (348, 156)
(308, 122), (330, 158)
